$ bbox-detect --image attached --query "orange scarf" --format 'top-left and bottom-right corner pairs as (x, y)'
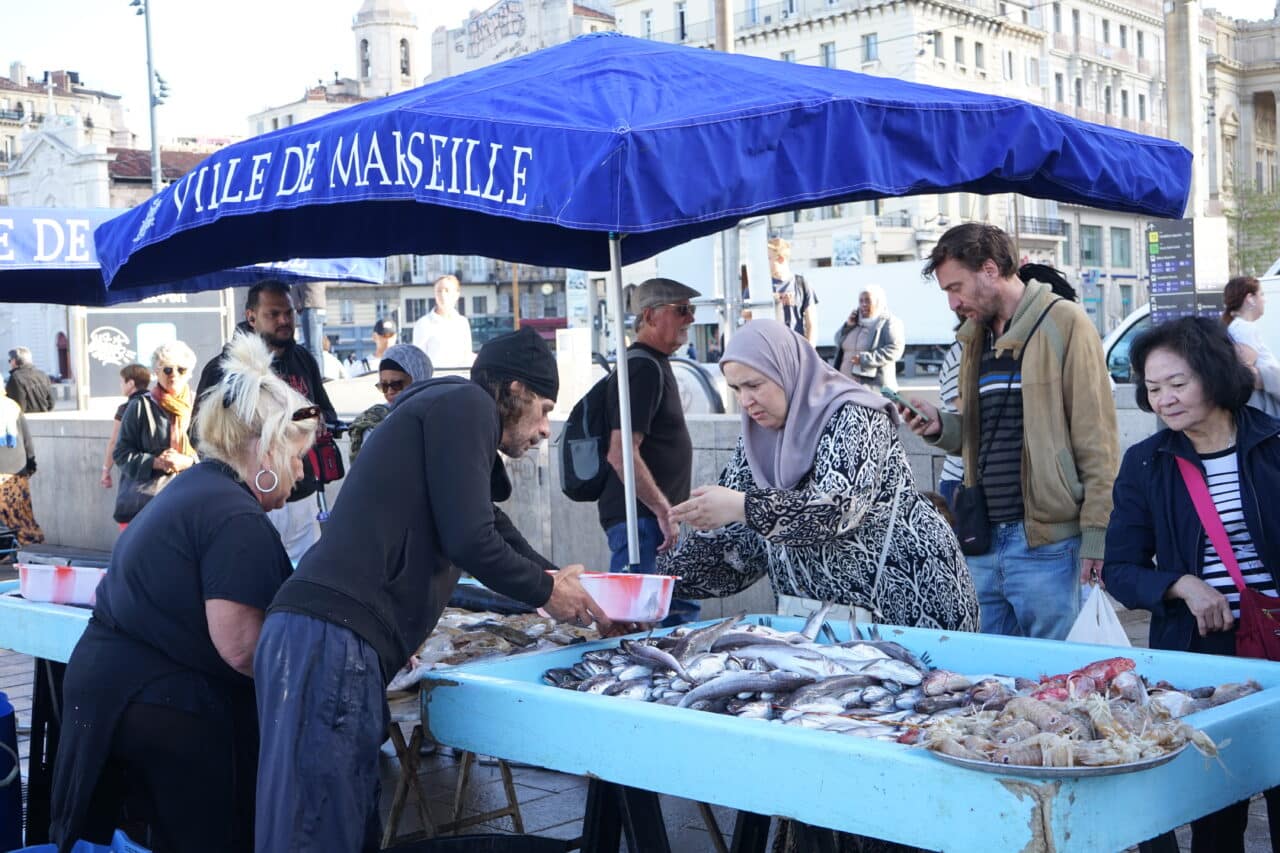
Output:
(150, 383), (195, 456)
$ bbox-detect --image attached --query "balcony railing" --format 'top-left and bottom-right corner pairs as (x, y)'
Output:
(875, 211), (913, 228)
(1018, 216), (1066, 236)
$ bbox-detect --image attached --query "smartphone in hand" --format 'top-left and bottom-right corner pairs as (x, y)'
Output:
(880, 387), (931, 424)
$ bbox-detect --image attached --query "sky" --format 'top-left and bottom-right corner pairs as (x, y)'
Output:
(2, 0), (1276, 146)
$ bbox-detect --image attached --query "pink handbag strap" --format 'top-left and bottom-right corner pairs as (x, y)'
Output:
(1175, 455), (1249, 595)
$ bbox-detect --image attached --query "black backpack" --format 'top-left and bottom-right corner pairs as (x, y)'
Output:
(558, 349), (664, 502)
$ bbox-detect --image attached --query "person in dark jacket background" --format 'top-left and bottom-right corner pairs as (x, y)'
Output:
(6, 346), (54, 413)
(1103, 317), (1280, 853)
(113, 342), (199, 525)
(196, 281), (337, 562)
(254, 327), (610, 853)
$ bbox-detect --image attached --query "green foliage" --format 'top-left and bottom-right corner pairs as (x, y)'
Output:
(1224, 171), (1280, 277)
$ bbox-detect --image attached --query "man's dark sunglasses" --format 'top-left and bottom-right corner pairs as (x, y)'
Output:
(376, 380), (406, 394)
(161, 366), (189, 376)
(663, 303), (696, 317)
(291, 405), (322, 422)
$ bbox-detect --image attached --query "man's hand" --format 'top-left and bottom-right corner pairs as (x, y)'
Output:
(670, 485), (746, 531)
(656, 506), (679, 554)
(542, 564), (613, 634)
(899, 399), (941, 437)
(1168, 575), (1234, 637)
(776, 291), (795, 308)
(1080, 558), (1104, 587)
(100, 468), (113, 489)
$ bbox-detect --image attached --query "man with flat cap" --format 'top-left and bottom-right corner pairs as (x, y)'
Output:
(254, 327), (609, 852)
(598, 278), (701, 616)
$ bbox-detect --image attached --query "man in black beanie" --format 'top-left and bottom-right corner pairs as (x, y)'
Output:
(254, 327), (608, 853)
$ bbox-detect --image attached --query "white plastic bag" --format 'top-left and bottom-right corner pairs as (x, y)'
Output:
(1066, 584), (1131, 647)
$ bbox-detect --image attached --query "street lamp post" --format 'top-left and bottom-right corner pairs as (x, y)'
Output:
(131, 0), (162, 192)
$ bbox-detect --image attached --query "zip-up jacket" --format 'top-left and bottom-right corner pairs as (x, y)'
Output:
(929, 280), (1119, 559)
(1102, 405), (1280, 651)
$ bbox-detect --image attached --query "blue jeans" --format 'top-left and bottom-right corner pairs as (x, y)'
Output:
(966, 521), (1081, 640)
(605, 518), (701, 626)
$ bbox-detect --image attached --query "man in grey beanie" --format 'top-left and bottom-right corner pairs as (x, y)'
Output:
(255, 326), (607, 852)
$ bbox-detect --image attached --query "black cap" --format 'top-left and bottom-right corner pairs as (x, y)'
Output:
(373, 318), (397, 337)
(471, 326), (558, 401)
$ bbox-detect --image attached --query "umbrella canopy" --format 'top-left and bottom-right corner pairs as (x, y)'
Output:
(95, 32), (1191, 290)
(0, 207), (385, 305)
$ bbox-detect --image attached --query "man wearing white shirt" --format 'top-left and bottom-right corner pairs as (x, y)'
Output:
(412, 275), (474, 369)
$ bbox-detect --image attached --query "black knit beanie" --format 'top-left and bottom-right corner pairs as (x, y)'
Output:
(471, 326), (559, 401)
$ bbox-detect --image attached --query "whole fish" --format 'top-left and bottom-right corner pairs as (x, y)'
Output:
(671, 613), (746, 663)
(677, 670), (815, 709)
(858, 658), (924, 686)
(576, 674), (619, 694)
(800, 602), (835, 641)
(785, 674), (879, 708)
(727, 699), (774, 720)
(684, 652), (731, 683)
(711, 632), (799, 653)
(922, 670), (973, 697)
(619, 639), (694, 683)
(617, 664), (655, 681)
(729, 645), (854, 679)
(893, 687), (925, 711)
(604, 678), (656, 701)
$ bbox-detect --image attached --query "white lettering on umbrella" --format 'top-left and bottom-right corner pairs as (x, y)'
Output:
(364, 132), (393, 186)
(425, 134), (448, 192)
(0, 219), (13, 262)
(393, 131), (424, 186)
(330, 134), (365, 188)
(33, 219), (65, 261)
(246, 153), (272, 202)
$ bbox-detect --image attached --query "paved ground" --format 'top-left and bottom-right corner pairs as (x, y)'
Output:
(0, 597), (1272, 851)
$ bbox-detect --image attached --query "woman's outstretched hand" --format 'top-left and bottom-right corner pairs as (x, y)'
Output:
(670, 485), (746, 531)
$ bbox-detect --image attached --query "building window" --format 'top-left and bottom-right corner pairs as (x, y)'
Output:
(1121, 90), (1129, 118)
(1138, 93), (1147, 121)
(820, 42), (837, 69)
(340, 299), (354, 324)
(782, 0), (797, 16)
(1102, 19), (1110, 44)
(1074, 78), (1082, 107)
(1137, 31), (1145, 59)
(1104, 86), (1112, 114)
(974, 42), (985, 69)
(1062, 223), (1073, 266)
(375, 298), (390, 318)
(405, 298), (428, 324)
(1071, 9), (1080, 36)
(1004, 50), (1014, 80)
(1080, 225), (1103, 265)
(400, 39), (411, 76)
(1052, 3), (1061, 33)
(1055, 73), (1065, 103)
(1025, 56), (1038, 85)
(954, 37), (965, 65)
(1119, 25), (1127, 50)
(934, 32), (944, 58)
(472, 295), (488, 315)
(360, 39), (370, 79)
(675, 2), (687, 40)
(781, 50), (796, 62)
(411, 255), (424, 279)
(862, 33), (878, 62)
(1110, 227), (1132, 268)
(641, 9), (653, 38)
(271, 117), (279, 130)
(746, 0), (759, 24)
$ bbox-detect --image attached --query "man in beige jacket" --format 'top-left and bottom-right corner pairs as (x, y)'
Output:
(902, 223), (1118, 640)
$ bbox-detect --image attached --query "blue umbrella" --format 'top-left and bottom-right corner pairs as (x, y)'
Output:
(93, 32), (1192, 567)
(0, 207), (385, 305)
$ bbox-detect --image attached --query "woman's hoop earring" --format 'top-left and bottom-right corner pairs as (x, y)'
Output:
(255, 469), (280, 493)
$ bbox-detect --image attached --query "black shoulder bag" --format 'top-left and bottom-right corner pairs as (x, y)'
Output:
(953, 299), (1061, 556)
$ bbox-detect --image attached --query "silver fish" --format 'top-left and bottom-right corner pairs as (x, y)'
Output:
(922, 670), (973, 697)
(617, 664), (655, 681)
(860, 685), (894, 705)
(677, 670), (815, 709)
(785, 674), (879, 707)
(684, 652), (731, 683)
(619, 639), (694, 683)
(728, 700), (774, 720)
(858, 658), (924, 686)
(729, 645), (853, 679)
(893, 687), (925, 710)
(577, 674), (618, 694)
(800, 602), (835, 641)
(604, 678), (656, 701)
(671, 613), (746, 662)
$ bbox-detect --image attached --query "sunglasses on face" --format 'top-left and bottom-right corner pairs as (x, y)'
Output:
(161, 366), (189, 376)
(291, 405), (322, 422)
(376, 380), (407, 394)
(663, 303), (696, 317)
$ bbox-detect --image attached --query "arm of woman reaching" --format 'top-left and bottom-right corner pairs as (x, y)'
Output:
(205, 599), (265, 677)
(744, 405), (892, 547)
(660, 445), (769, 599)
(101, 418), (122, 487)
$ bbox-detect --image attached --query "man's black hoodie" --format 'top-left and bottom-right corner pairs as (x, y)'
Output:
(194, 322), (337, 501)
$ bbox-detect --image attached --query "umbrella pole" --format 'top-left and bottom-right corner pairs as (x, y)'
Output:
(606, 233), (641, 569)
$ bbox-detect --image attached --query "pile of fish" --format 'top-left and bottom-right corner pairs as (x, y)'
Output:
(541, 609), (1263, 762)
(387, 608), (598, 693)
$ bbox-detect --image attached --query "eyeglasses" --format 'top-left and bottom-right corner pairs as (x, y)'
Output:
(291, 405), (322, 422)
(376, 380), (407, 394)
(662, 303), (696, 317)
(161, 366), (189, 376)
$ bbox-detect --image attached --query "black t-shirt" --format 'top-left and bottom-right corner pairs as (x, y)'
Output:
(114, 389), (149, 422)
(94, 460), (292, 693)
(598, 344), (692, 529)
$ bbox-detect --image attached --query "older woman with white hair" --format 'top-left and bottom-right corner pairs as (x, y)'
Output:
(52, 334), (319, 853)
(111, 339), (200, 524)
(832, 283), (906, 390)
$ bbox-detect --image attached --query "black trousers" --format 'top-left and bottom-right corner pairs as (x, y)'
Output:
(81, 701), (252, 853)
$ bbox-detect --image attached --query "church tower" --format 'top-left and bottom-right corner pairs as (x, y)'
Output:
(352, 0), (419, 98)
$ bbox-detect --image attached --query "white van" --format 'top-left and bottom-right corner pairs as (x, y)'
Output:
(1103, 274), (1280, 383)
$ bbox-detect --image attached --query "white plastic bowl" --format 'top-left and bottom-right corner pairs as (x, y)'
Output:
(18, 563), (106, 606)
(578, 572), (678, 622)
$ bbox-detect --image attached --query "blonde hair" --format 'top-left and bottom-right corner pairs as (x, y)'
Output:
(151, 340), (197, 371)
(195, 333), (317, 482)
(767, 237), (792, 260)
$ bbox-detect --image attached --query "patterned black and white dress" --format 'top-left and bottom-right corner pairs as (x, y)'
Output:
(659, 403), (979, 632)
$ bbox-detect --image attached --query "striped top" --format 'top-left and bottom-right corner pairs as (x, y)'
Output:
(938, 341), (965, 484)
(1198, 447), (1278, 619)
(976, 332), (1024, 522)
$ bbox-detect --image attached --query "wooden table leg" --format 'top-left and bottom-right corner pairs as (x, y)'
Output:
(380, 723), (434, 849)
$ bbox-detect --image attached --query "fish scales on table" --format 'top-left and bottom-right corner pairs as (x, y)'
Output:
(543, 610), (1265, 754)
